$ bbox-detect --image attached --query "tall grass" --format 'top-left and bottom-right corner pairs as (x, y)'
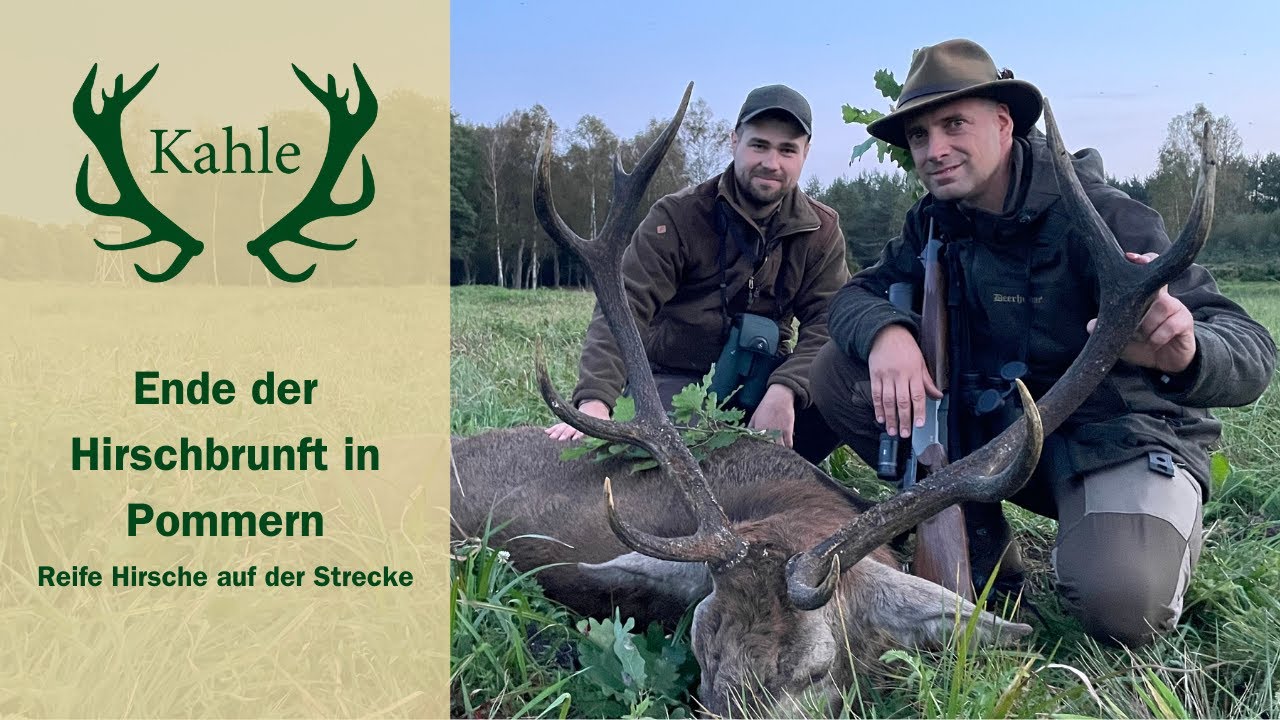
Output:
(451, 282), (1280, 719)
(450, 523), (578, 718)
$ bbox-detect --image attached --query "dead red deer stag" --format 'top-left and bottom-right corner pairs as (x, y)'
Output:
(450, 83), (1216, 716)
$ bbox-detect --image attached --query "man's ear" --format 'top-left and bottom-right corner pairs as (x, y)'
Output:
(995, 102), (1014, 139)
(730, 129), (740, 153)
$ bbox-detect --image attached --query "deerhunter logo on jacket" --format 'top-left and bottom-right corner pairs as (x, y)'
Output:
(73, 64), (377, 283)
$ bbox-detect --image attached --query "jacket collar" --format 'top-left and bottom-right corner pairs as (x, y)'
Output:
(717, 162), (821, 238)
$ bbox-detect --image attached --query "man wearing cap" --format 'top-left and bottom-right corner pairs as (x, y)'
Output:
(810, 39), (1274, 645)
(546, 84), (849, 464)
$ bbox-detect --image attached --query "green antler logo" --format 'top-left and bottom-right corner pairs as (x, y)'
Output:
(73, 64), (378, 284)
(247, 65), (378, 283)
(74, 65), (205, 283)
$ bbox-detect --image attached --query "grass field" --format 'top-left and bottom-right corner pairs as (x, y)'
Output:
(451, 281), (1280, 719)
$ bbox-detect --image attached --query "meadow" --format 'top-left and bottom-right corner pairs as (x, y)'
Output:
(450, 281), (1280, 719)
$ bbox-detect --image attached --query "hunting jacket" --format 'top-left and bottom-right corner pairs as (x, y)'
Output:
(827, 131), (1275, 496)
(572, 165), (849, 410)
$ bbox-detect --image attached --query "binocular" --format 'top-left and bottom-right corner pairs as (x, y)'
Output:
(708, 313), (783, 410)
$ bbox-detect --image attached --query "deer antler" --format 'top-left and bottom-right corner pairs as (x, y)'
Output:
(532, 83), (748, 567)
(73, 64), (205, 283)
(246, 64), (377, 283)
(786, 98), (1218, 610)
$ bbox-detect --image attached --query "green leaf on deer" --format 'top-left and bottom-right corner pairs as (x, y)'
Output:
(559, 443), (594, 461)
(669, 381), (707, 423)
(701, 431), (741, 453)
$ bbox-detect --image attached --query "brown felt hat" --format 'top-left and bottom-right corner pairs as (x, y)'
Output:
(867, 39), (1043, 149)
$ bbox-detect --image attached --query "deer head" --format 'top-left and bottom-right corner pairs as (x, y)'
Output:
(530, 86), (1216, 716)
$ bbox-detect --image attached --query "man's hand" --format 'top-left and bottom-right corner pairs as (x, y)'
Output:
(545, 400), (610, 441)
(868, 324), (942, 438)
(1086, 252), (1197, 374)
(748, 383), (796, 447)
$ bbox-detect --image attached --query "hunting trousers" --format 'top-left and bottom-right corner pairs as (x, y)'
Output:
(810, 341), (1204, 646)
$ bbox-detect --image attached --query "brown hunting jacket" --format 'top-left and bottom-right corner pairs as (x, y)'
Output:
(572, 165), (849, 410)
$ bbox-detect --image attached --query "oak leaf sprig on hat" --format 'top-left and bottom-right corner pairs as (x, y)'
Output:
(843, 67), (918, 183)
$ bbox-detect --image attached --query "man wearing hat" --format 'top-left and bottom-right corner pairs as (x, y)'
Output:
(546, 84), (849, 464)
(810, 39), (1274, 645)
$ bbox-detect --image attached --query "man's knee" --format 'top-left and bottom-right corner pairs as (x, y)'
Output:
(810, 342), (880, 462)
(1055, 511), (1198, 646)
(811, 343), (855, 408)
(810, 343), (874, 421)
(1052, 456), (1203, 646)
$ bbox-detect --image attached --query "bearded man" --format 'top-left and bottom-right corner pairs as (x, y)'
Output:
(548, 84), (849, 464)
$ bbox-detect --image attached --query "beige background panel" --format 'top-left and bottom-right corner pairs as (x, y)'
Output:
(0, 1), (449, 717)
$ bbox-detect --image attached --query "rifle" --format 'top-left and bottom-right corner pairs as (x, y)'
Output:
(880, 220), (973, 601)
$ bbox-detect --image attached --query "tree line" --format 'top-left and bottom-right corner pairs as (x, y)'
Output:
(450, 99), (730, 288)
(452, 100), (1280, 286)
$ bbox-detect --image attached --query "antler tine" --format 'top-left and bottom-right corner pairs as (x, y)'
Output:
(533, 338), (658, 448)
(1040, 100), (1131, 280)
(73, 65), (101, 116)
(787, 381), (1043, 609)
(1035, 98), (1216, 433)
(788, 100), (1218, 609)
(532, 84), (747, 566)
(532, 125), (592, 259)
(533, 88), (692, 425)
(350, 64), (377, 120)
(1145, 121), (1216, 292)
(598, 82), (694, 246)
(535, 348), (740, 561)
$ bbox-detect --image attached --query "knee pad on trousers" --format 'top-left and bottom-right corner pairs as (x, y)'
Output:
(1054, 512), (1191, 647)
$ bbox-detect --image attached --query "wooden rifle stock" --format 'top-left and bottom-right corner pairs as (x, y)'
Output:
(911, 225), (972, 601)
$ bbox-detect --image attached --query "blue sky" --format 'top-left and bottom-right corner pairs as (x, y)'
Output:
(451, 0), (1277, 185)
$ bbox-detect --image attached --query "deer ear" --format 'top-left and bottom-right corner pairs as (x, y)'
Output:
(852, 561), (1032, 648)
(578, 553), (712, 605)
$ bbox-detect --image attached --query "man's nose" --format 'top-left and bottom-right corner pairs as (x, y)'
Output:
(759, 148), (780, 169)
(926, 132), (950, 163)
